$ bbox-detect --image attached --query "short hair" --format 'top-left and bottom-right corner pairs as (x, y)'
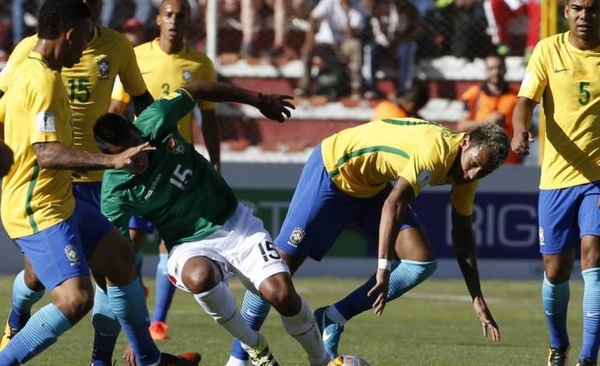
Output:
(94, 113), (138, 153)
(466, 123), (510, 169)
(38, 0), (91, 40)
(400, 81), (430, 109)
(484, 51), (506, 66)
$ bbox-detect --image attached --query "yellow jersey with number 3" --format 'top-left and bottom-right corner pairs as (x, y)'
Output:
(111, 39), (218, 142)
(320, 118), (478, 216)
(518, 32), (600, 189)
(1, 52), (76, 238)
(0, 26), (147, 182)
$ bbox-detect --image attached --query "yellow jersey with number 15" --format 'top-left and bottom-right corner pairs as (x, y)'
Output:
(1, 52), (76, 238)
(518, 31), (600, 189)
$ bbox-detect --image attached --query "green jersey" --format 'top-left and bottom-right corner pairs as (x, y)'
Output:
(101, 90), (237, 248)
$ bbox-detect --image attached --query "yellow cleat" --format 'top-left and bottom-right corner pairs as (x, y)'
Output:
(547, 346), (569, 366)
(0, 319), (19, 351)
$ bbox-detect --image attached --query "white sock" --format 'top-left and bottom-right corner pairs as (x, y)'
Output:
(326, 305), (347, 326)
(194, 282), (259, 347)
(224, 355), (249, 366)
(281, 298), (329, 366)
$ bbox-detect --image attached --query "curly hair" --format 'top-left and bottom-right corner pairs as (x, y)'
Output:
(466, 123), (510, 170)
(38, 0), (91, 40)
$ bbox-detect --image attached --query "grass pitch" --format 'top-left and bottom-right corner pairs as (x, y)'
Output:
(0, 276), (586, 365)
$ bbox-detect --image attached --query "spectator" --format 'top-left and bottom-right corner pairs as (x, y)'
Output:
(456, 53), (521, 164)
(122, 17), (146, 46)
(434, 0), (489, 60)
(11, 0), (43, 48)
(297, 0), (366, 99)
(483, 0), (540, 61)
(100, 0), (153, 30)
(364, 0), (426, 98)
(371, 80), (430, 120)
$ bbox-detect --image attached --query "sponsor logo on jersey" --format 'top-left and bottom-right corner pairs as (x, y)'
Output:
(166, 135), (186, 154)
(417, 169), (432, 188)
(144, 173), (163, 200)
(95, 55), (111, 79)
(64, 245), (80, 265)
(288, 227), (305, 247)
(182, 70), (192, 83)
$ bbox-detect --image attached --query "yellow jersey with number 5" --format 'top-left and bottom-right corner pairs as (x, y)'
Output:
(518, 32), (600, 189)
(0, 26), (147, 182)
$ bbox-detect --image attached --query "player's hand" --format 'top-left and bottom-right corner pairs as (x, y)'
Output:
(511, 130), (534, 156)
(256, 93), (295, 122)
(472, 296), (501, 342)
(123, 343), (137, 366)
(112, 142), (155, 171)
(368, 268), (390, 316)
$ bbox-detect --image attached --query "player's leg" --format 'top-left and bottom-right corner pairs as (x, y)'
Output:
(0, 205), (96, 365)
(84, 203), (200, 366)
(0, 256), (45, 350)
(129, 216), (155, 296)
(167, 241), (271, 365)
(576, 184), (600, 366)
(539, 188), (580, 366)
(151, 239), (177, 341)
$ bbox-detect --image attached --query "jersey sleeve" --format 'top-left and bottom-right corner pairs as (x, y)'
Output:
(116, 40), (147, 97)
(111, 75), (132, 104)
(26, 74), (68, 144)
(518, 41), (547, 103)
(397, 147), (440, 198)
(195, 54), (218, 111)
(450, 181), (478, 216)
(134, 89), (197, 139)
(0, 37), (36, 92)
(101, 177), (133, 240)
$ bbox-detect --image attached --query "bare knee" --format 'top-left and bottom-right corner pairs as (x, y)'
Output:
(51, 279), (94, 324)
(181, 256), (223, 294)
(24, 269), (44, 292)
(259, 273), (300, 316)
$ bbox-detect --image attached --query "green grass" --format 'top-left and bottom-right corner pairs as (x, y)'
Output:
(0, 276), (587, 365)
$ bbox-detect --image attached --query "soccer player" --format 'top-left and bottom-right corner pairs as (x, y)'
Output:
(110, 0), (221, 341)
(0, 1), (200, 365)
(511, 0), (600, 365)
(94, 80), (331, 366)
(226, 120), (507, 365)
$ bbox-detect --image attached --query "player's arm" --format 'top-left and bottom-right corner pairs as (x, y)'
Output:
(200, 108), (221, 172)
(511, 96), (537, 156)
(368, 176), (415, 316)
(101, 184), (134, 241)
(451, 207), (501, 342)
(131, 90), (154, 118)
(181, 81), (294, 122)
(0, 140), (14, 177)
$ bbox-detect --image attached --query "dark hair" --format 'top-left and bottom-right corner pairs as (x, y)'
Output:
(484, 51), (506, 66)
(94, 113), (137, 153)
(400, 80), (430, 110)
(38, 0), (91, 39)
(466, 123), (510, 169)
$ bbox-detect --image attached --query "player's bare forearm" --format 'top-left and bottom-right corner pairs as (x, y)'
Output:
(34, 142), (113, 170)
(378, 178), (414, 260)
(183, 81), (261, 105)
(451, 208), (483, 299)
(200, 109), (221, 172)
(512, 97), (536, 133)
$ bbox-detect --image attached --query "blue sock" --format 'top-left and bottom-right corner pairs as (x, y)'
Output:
(136, 252), (144, 288)
(230, 290), (272, 361)
(335, 260), (437, 320)
(151, 253), (176, 323)
(580, 268), (600, 363)
(8, 270), (44, 329)
(91, 285), (121, 366)
(0, 304), (71, 365)
(107, 280), (160, 366)
(542, 273), (570, 349)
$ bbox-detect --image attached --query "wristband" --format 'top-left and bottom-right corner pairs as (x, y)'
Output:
(378, 259), (392, 271)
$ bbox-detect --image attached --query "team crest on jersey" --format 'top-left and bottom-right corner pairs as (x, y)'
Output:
(64, 245), (80, 264)
(288, 228), (305, 247)
(95, 55), (111, 79)
(182, 70), (192, 83)
(166, 135), (186, 154)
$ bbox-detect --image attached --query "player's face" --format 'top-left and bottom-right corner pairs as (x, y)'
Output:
(157, 0), (190, 42)
(451, 137), (494, 185)
(484, 56), (505, 85)
(105, 129), (150, 174)
(64, 17), (93, 68)
(565, 0), (600, 42)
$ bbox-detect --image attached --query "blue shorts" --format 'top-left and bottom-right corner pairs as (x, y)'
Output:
(129, 216), (155, 233)
(15, 199), (113, 292)
(538, 182), (600, 255)
(274, 144), (421, 261)
(72, 181), (102, 210)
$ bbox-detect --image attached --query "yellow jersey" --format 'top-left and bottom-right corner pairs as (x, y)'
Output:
(0, 26), (147, 182)
(321, 118), (477, 216)
(112, 39), (218, 143)
(1, 52), (75, 238)
(519, 32), (600, 189)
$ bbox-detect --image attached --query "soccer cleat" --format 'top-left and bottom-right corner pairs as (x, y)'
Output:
(314, 306), (344, 360)
(577, 358), (596, 366)
(547, 346), (569, 366)
(0, 318), (19, 351)
(159, 352), (202, 366)
(242, 333), (280, 366)
(149, 321), (170, 340)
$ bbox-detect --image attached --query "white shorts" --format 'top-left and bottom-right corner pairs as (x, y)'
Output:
(167, 203), (290, 293)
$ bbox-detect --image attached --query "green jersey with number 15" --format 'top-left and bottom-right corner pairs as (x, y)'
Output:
(101, 90), (237, 249)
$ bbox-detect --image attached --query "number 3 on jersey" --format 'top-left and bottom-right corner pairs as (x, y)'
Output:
(170, 164), (192, 190)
